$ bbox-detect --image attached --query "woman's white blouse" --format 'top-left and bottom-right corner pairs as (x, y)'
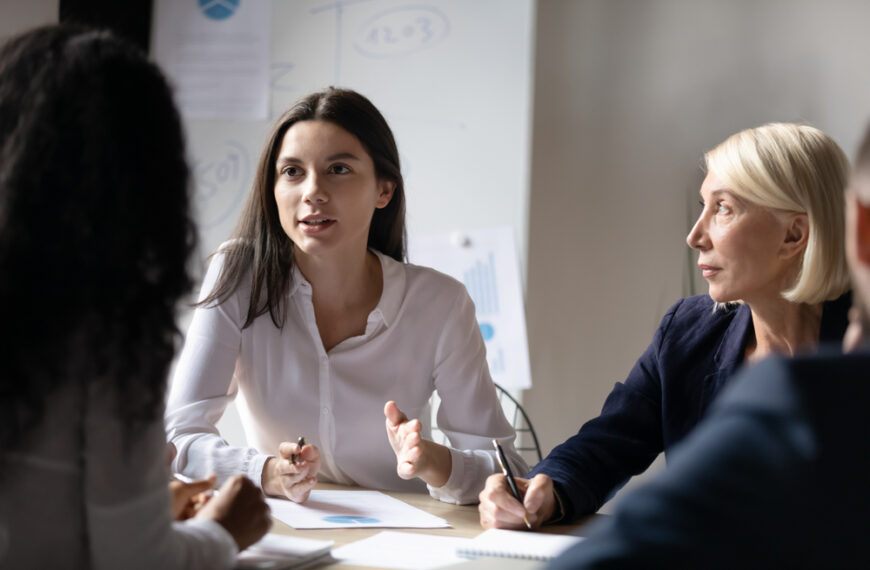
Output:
(166, 249), (527, 505)
(1, 382), (237, 569)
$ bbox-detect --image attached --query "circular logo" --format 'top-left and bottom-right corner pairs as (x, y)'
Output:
(198, 0), (240, 21)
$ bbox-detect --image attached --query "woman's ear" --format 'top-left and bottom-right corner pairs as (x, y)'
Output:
(376, 179), (396, 209)
(780, 212), (809, 260)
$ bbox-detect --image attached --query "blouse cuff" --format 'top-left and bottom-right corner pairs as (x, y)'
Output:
(246, 453), (273, 491)
(180, 518), (239, 567)
(426, 447), (474, 505)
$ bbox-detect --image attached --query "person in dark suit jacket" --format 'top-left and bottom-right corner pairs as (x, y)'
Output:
(544, 124), (870, 569)
(479, 123), (853, 528)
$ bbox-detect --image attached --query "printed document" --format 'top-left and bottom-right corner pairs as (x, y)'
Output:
(266, 491), (450, 529)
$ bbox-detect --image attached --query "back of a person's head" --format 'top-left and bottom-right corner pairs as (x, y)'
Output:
(0, 24), (195, 451)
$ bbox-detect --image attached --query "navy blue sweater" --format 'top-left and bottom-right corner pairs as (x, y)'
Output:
(529, 293), (851, 520)
(548, 350), (870, 569)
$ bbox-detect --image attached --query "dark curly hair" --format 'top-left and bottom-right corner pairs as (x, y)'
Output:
(0, 24), (196, 452)
(200, 87), (407, 328)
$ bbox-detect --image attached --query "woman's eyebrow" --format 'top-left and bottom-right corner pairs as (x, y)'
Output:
(276, 156), (301, 167)
(276, 152), (361, 166)
(325, 152), (361, 162)
(707, 188), (735, 199)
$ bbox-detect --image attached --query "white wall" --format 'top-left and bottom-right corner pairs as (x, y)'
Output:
(172, 0), (536, 266)
(523, 0), (870, 508)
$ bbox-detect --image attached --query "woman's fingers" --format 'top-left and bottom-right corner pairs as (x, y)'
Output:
(169, 474), (217, 520)
(264, 451), (312, 498)
(265, 441), (322, 503)
(384, 401), (408, 427)
(284, 474), (318, 502)
(300, 442), (320, 463)
(383, 401), (447, 485)
(165, 442), (178, 467)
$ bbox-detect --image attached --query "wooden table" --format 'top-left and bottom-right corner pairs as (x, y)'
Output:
(266, 483), (591, 569)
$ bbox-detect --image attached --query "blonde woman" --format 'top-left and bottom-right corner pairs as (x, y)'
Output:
(479, 123), (852, 529)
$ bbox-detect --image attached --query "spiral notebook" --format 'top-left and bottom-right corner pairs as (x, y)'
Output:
(456, 529), (583, 561)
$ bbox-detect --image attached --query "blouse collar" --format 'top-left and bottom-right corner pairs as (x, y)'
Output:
(287, 249), (406, 329)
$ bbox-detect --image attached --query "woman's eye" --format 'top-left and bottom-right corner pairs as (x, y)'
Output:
(329, 164), (351, 175)
(716, 202), (731, 215)
(282, 166), (302, 177)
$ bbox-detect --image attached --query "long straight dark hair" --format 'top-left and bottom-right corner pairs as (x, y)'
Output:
(200, 87), (407, 328)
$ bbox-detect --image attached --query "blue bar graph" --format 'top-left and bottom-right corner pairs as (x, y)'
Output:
(463, 252), (499, 315)
(489, 348), (505, 374)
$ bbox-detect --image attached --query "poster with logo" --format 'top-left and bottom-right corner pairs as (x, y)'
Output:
(152, 0), (271, 119)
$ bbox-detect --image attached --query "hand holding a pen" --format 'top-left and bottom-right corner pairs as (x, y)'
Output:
(167, 443), (216, 520)
(478, 472), (557, 530)
(262, 437), (320, 503)
(197, 475), (273, 550)
(169, 473), (272, 549)
(169, 473), (217, 520)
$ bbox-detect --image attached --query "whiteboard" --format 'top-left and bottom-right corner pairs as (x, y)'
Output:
(179, 0), (535, 269)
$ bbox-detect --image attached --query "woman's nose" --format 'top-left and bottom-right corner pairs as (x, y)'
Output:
(686, 214), (708, 251)
(302, 175), (328, 203)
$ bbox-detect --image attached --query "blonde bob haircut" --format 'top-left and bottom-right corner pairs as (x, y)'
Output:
(704, 123), (850, 304)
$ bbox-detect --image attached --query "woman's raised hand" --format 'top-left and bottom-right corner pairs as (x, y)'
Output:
(384, 400), (452, 488)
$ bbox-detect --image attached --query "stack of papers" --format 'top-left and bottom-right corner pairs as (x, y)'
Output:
(266, 490), (450, 529)
(235, 533), (333, 569)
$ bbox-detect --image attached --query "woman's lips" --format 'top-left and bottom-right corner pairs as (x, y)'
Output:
(299, 218), (336, 233)
(699, 264), (720, 278)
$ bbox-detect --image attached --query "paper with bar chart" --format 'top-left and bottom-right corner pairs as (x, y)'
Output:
(409, 227), (531, 389)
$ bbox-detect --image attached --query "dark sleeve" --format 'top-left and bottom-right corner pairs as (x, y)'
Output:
(528, 301), (679, 520)
(546, 361), (809, 570)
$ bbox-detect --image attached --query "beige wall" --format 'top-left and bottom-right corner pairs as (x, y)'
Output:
(524, 0), (870, 468)
(0, 0), (56, 42)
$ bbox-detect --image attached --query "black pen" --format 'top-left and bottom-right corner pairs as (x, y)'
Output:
(291, 436), (306, 465)
(492, 439), (532, 529)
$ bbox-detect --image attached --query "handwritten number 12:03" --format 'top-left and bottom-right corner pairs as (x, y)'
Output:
(354, 5), (450, 58)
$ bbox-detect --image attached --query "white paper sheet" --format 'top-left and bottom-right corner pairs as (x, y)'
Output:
(332, 531), (471, 570)
(152, 0), (271, 119)
(266, 491), (451, 529)
(236, 533), (333, 568)
(456, 529), (583, 561)
(409, 227), (532, 389)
